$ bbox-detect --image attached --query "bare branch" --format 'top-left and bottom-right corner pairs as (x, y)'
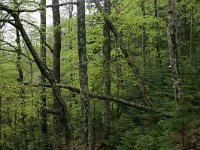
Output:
(21, 20), (53, 53)
(8, 2), (77, 13)
(0, 48), (34, 61)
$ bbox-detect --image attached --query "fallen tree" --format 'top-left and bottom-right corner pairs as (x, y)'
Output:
(30, 83), (172, 118)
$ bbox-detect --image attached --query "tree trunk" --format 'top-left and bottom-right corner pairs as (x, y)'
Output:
(93, 0), (152, 107)
(154, 0), (161, 66)
(0, 7), (2, 150)
(40, 0), (47, 148)
(102, 0), (111, 148)
(189, 7), (193, 61)
(77, 0), (93, 149)
(16, 29), (28, 150)
(141, 0), (147, 69)
(167, 0), (181, 102)
(16, 30), (23, 83)
(176, 0), (182, 56)
(0, 95), (2, 150)
(10, 11), (75, 150)
(52, 0), (64, 149)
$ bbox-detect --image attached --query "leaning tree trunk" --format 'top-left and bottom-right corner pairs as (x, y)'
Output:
(77, 0), (93, 149)
(167, 0), (181, 102)
(93, 0), (151, 107)
(102, 0), (111, 148)
(40, 0), (47, 148)
(8, 10), (75, 150)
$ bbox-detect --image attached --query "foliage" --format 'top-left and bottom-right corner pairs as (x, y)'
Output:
(0, 0), (200, 149)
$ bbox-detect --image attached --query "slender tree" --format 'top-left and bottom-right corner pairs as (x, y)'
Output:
(154, 0), (161, 65)
(0, 6), (2, 149)
(167, 0), (181, 101)
(0, 95), (2, 150)
(40, 0), (47, 147)
(52, 0), (64, 149)
(189, 7), (193, 61)
(176, 0), (182, 56)
(141, 0), (147, 69)
(16, 29), (29, 150)
(102, 0), (111, 148)
(77, 0), (93, 149)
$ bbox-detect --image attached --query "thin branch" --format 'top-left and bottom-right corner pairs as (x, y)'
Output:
(9, 2), (77, 13)
(22, 20), (53, 53)
(0, 39), (16, 49)
(0, 48), (34, 61)
(0, 19), (14, 22)
(0, 13), (11, 28)
(44, 108), (61, 115)
(0, 4), (13, 13)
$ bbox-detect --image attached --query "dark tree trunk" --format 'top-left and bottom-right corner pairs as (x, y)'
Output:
(16, 29), (28, 150)
(52, 0), (64, 149)
(154, 0), (161, 66)
(141, 0), (147, 69)
(69, 0), (74, 19)
(167, 0), (181, 102)
(0, 8), (2, 150)
(40, 0), (47, 147)
(176, 0), (182, 56)
(68, 0), (74, 50)
(16, 30), (23, 83)
(116, 60), (122, 119)
(189, 7), (193, 61)
(77, 0), (93, 149)
(102, 0), (111, 148)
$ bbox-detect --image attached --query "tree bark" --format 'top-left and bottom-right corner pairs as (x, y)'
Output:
(0, 95), (2, 150)
(16, 29), (29, 150)
(189, 7), (193, 61)
(77, 0), (93, 149)
(16, 30), (23, 83)
(102, 0), (111, 147)
(0, 7), (2, 149)
(6, 9), (75, 150)
(176, 0), (182, 56)
(40, 0), (47, 147)
(167, 0), (181, 102)
(52, 0), (64, 149)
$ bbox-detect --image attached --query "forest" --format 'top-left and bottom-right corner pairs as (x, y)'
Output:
(0, 0), (200, 150)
